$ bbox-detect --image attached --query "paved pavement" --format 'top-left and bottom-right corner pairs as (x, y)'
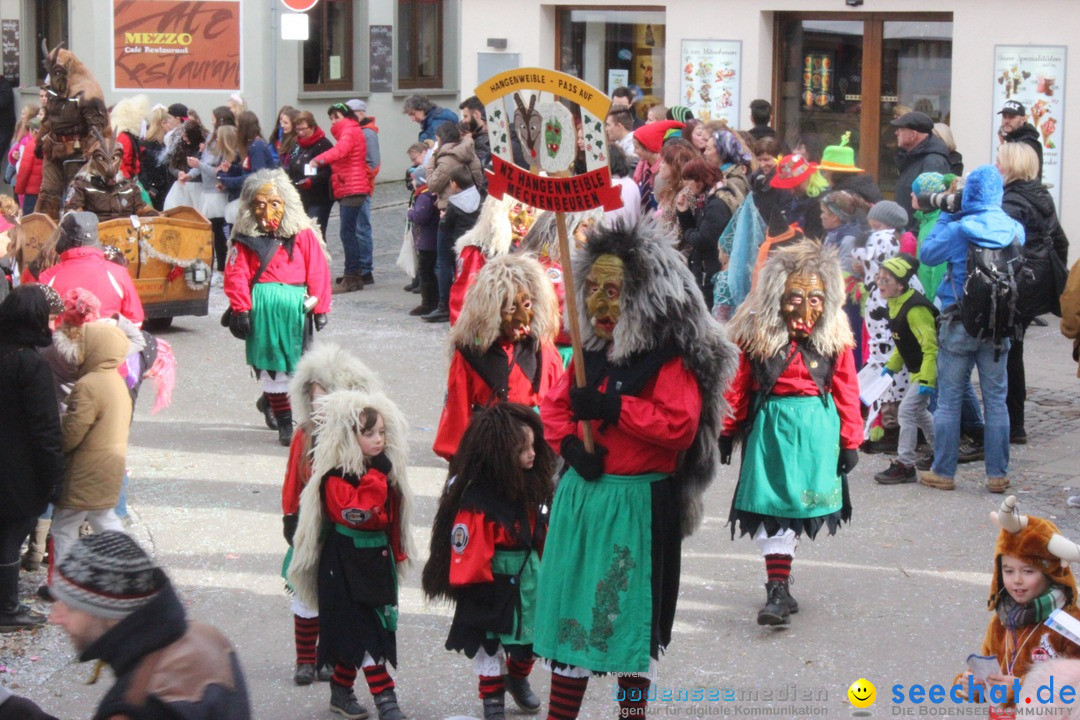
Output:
(4, 184), (1080, 719)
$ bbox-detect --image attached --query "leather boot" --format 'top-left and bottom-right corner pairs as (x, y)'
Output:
(329, 682), (369, 719)
(256, 394), (278, 430)
(21, 518), (51, 572)
(483, 694), (506, 720)
(276, 411), (294, 447)
(757, 579), (791, 626)
(505, 675), (541, 713)
(0, 561), (46, 633)
(372, 688), (406, 720)
(421, 302), (450, 323)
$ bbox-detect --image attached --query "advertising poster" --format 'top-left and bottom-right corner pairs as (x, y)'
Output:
(113, 0), (241, 91)
(991, 45), (1066, 211)
(680, 40), (740, 125)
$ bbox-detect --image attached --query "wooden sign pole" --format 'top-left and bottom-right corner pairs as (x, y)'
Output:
(554, 214), (594, 452)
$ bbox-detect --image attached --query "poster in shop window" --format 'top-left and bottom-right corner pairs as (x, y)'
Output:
(991, 45), (1066, 212)
(680, 40), (740, 125)
(112, 0), (242, 91)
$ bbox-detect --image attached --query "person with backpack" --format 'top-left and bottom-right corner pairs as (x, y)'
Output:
(918, 164), (1025, 494)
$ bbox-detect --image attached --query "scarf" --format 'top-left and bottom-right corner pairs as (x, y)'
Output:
(996, 585), (1067, 629)
(297, 126), (326, 149)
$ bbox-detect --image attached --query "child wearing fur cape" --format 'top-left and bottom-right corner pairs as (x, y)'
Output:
(280, 343), (382, 687)
(287, 389), (414, 720)
(422, 403), (555, 720)
(954, 496), (1080, 708)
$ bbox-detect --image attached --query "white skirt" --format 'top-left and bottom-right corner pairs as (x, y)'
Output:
(199, 189), (227, 219)
(163, 179), (204, 211)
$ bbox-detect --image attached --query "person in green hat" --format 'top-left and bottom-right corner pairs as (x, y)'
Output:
(817, 132), (882, 205)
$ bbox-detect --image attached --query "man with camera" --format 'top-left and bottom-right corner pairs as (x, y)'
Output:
(891, 111), (951, 229)
(998, 100), (1043, 181)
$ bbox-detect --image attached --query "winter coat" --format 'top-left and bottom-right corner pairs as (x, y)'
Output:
(15, 134), (43, 195)
(418, 105), (459, 143)
(38, 246), (145, 324)
(828, 172), (883, 204)
(823, 220), (863, 274)
(359, 117), (381, 181)
(0, 332), (64, 521)
(138, 138), (170, 209)
(58, 323), (132, 511)
(117, 130), (141, 179)
(218, 138), (275, 195)
(921, 165), (1025, 311)
(677, 181), (742, 299)
(471, 128), (492, 169)
(83, 579), (251, 720)
(426, 136), (484, 209)
(440, 186), (482, 246)
(1002, 178), (1069, 318)
(1004, 123), (1044, 179)
(946, 149), (964, 177)
(284, 127), (333, 209)
(895, 135), (951, 229)
(312, 118), (371, 199)
(408, 189), (439, 252)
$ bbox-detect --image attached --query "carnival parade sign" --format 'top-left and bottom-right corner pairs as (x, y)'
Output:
(475, 68), (622, 449)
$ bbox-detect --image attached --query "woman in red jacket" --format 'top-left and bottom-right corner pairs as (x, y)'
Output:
(310, 103), (372, 294)
(15, 126), (44, 217)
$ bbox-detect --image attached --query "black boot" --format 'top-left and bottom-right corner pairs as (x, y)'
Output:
(294, 663), (316, 686)
(421, 302), (450, 323)
(256, 394), (278, 429)
(0, 561), (46, 633)
(329, 682), (370, 719)
(782, 577), (798, 614)
(505, 675), (540, 714)
(276, 411), (294, 446)
(483, 694), (506, 720)
(757, 579), (791, 626)
(372, 688), (406, 720)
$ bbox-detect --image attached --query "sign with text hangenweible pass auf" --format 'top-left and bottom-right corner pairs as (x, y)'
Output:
(474, 67), (623, 214)
(281, 0), (318, 11)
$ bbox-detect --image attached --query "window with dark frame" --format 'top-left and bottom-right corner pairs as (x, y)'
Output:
(35, 0), (69, 85)
(397, 0), (443, 89)
(303, 0), (353, 91)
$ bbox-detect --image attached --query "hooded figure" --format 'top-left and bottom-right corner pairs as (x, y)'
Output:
(434, 254), (563, 461)
(533, 219), (738, 720)
(722, 241), (862, 626)
(64, 129), (157, 219)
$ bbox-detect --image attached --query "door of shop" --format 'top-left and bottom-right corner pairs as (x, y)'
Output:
(774, 13), (953, 198)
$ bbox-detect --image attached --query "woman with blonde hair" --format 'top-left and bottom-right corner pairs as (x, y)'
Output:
(934, 122), (963, 176)
(139, 105), (172, 209)
(6, 103), (39, 187)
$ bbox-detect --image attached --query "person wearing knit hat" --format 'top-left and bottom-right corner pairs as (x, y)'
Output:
(49, 532), (252, 718)
(950, 497), (1080, 705)
(819, 190), (866, 274)
(867, 200), (909, 232)
(666, 105), (694, 123)
(873, 252), (939, 484)
(631, 120), (684, 212)
(909, 172), (953, 301)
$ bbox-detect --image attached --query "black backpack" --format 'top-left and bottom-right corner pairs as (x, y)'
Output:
(960, 238), (1024, 357)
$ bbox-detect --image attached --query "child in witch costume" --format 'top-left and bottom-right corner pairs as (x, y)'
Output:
(281, 342), (383, 686)
(288, 389), (414, 720)
(954, 496), (1080, 707)
(224, 169), (332, 445)
(422, 403), (556, 720)
(534, 220), (738, 720)
(433, 254), (563, 461)
(721, 242), (862, 626)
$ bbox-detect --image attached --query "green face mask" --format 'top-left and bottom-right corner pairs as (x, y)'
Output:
(544, 117), (563, 159)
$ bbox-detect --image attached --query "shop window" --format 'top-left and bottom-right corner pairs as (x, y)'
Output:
(34, 0), (69, 85)
(398, 0), (443, 89)
(303, 0), (353, 91)
(557, 8), (665, 121)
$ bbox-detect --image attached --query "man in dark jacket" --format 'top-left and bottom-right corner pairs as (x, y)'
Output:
(49, 532), (252, 720)
(998, 100), (1044, 181)
(0, 285), (64, 633)
(892, 111), (951, 229)
(459, 94), (528, 170)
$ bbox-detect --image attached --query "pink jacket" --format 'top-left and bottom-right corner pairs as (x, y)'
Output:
(38, 247), (145, 324)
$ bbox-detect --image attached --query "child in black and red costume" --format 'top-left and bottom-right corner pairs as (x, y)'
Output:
(422, 403), (556, 720)
(288, 389), (414, 720)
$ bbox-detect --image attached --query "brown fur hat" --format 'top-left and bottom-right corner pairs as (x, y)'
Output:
(989, 497), (1078, 610)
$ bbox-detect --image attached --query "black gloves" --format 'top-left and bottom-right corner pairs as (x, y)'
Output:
(229, 310), (251, 340)
(719, 435), (734, 465)
(569, 386), (621, 425)
(313, 313), (328, 331)
(838, 448), (859, 475)
(369, 452), (393, 476)
(561, 436), (607, 481)
(283, 514), (298, 546)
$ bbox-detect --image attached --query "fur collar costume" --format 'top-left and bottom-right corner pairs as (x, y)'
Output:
(229, 169), (328, 254)
(288, 342), (382, 425)
(728, 241), (853, 362)
(989, 496), (1079, 611)
(573, 219), (740, 535)
(288, 389), (415, 611)
(454, 195), (527, 257)
(109, 95), (149, 136)
(448, 254), (559, 357)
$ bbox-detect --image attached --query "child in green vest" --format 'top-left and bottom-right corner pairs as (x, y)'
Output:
(874, 253), (939, 485)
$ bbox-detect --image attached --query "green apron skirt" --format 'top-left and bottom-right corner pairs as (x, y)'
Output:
(730, 394), (845, 538)
(489, 549), (539, 646)
(247, 282), (306, 374)
(533, 468), (667, 674)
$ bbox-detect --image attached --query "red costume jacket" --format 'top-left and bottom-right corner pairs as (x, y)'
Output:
(323, 467), (407, 563)
(722, 344), (863, 450)
(541, 355), (701, 475)
(449, 507), (542, 586)
(38, 246), (144, 324)
(223, 228), (331, 314)
(448, 245), (485, 326)
(281, 425), (312, 516)
(433, 339), (563, 461)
